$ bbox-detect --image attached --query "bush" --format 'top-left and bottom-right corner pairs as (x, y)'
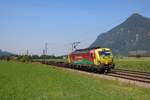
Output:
(17, 55), (32, 62)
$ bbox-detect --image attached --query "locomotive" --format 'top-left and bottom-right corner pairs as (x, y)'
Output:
(68, 47), (115, 73)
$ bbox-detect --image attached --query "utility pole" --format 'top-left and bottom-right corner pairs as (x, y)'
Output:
(26, 49), (29, 56)
(42, 43), (48, 63)
(45, 42), (48, 55)
(72, 42), (80, 51)
(45, 42), (48, 61)
(43, 49), (45, 55)
(42, 49), (45, 63)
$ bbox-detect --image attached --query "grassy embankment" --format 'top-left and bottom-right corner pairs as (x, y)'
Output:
(0, 61), (150, 100)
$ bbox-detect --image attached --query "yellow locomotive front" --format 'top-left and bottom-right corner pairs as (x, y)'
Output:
(95, 48), (115, 70)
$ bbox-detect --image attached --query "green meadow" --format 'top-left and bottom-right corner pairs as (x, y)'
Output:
(0, 61), (150, 100)
(115, 57), (150, 72)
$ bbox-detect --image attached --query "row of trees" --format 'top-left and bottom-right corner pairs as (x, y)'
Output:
(0, 55), (32, 62)
(0, 54), (66, 62)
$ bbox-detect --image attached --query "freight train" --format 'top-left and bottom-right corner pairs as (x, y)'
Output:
(68, 47), (115, 73)
(41, 47), (115, 73)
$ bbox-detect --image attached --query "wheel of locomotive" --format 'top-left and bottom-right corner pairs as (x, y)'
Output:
(96, 62), (103, 73)
(88, 65), (92, 72)
(73, 64), (78, 69)
(90, 65), (94, 72)
(107, 67), (111, 73)
(76, 65), (81, 70)
(84, 65), (87, 71)
(75, 64), (78, 69)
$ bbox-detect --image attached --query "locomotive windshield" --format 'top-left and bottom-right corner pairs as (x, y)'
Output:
(99, 50), (111, 56)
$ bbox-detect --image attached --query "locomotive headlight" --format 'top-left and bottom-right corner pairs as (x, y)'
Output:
(105, 61), (108, 65)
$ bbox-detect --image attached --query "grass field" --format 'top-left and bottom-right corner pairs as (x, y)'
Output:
(115, 57), (150, 72)
(0, 61), (150, 100)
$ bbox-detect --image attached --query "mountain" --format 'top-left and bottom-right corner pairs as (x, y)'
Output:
(90, 13), (150, 56)
(0, 49), (14, 56)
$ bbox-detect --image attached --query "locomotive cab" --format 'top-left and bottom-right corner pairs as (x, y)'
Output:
(95, 48), (114, 69)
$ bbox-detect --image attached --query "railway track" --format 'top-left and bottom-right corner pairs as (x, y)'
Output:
(108, 69), (150, 83)
(39, 61), (150, 84)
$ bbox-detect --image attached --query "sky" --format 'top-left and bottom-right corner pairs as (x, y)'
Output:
(0, 0), (150, 56)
